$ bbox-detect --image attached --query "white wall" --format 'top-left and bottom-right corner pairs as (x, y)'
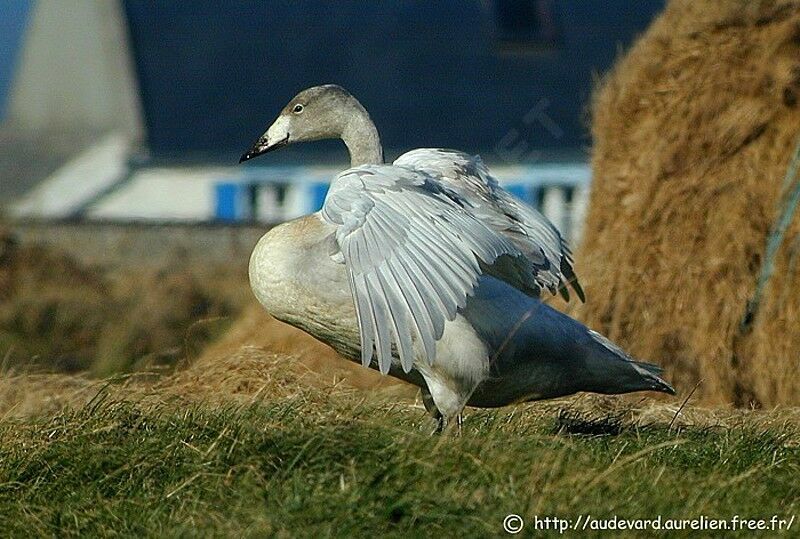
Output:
(6, 0), (141, 136)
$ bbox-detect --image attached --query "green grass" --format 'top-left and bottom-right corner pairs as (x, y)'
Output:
(1, 391), (798, 537)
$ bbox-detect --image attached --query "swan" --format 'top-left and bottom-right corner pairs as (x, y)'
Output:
(240, 85), (674, 432)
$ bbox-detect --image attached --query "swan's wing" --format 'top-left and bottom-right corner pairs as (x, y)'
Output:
(321, 165), (527, 375)
(394, 148), (584, 302)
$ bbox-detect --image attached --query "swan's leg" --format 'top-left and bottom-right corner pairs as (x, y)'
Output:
(414, 312), (489, 435)
(421, 386), (445, 435)
(421, 386), (442, 419)
(419, 376), (469, 436)
(430, 411), (463, 436)
(439, 410), (464, 436)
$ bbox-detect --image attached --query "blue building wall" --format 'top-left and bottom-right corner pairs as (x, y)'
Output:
(0, 0), (32, 121)
(123, 1), (664, 164)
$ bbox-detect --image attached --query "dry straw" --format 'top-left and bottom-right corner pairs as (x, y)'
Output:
(570, 0), (800, 406)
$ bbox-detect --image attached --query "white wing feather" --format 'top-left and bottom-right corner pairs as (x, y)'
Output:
(394, 148), (584, 301)
(321, 165), (526, 374)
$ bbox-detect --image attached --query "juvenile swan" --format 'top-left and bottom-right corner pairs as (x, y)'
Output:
(241, 85), (674, 432)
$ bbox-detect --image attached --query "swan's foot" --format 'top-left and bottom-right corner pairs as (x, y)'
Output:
(432, 412), (464, 436)
(432, 415), (446, 435)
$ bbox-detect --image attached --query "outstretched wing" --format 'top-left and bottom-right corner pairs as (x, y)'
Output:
(394, 148), (584, 302)
(321, 165), (529, 375)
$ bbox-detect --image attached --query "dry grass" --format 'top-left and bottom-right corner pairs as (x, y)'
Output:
(2, 372), (796, 537)
(0, 227), (248, 376)
(195, 305), (407, 392)
(571, 0), (800, 406)
(3, 332), (799, 432)
(0, 340), (414, 420)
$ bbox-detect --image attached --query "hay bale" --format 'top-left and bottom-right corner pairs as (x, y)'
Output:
(572, 0), (800, 405)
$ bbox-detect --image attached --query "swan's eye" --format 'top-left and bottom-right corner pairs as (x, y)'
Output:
(293, 104), (304, 114)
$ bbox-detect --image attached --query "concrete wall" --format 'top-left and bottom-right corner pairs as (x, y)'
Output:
(10, 221), (266, 269)
(6, 0), (141, 136)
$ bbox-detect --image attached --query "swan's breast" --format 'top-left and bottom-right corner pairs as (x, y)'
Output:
(248, 214), (360, 355)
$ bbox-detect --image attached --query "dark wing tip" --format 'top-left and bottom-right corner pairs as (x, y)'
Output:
(655, 379), (677, 395)
(560, 256), (586, 303)
(559, 286), (570, 302)
(573, 279), (586, 303)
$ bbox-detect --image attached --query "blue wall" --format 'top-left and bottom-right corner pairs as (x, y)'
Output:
(123, 1), (664, 164)
(0, 0), (32, 121)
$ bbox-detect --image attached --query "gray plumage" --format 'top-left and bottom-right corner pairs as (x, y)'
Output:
(241, 85), (674, 432)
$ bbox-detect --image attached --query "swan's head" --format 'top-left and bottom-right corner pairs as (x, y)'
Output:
(239, 85), (359, 163)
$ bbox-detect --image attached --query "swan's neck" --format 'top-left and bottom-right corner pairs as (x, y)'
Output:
(341, 102), (383, 167)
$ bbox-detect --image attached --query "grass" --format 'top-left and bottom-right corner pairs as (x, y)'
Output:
(1, 380), (798, 538)
(1, 231), (798, 536)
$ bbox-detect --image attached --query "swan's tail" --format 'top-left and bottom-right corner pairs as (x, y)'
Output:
(586, 330), (676, 396)
(630, 360), (676, 395)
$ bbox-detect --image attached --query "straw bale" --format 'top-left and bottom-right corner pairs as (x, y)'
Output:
(572, 0), (800, 405)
